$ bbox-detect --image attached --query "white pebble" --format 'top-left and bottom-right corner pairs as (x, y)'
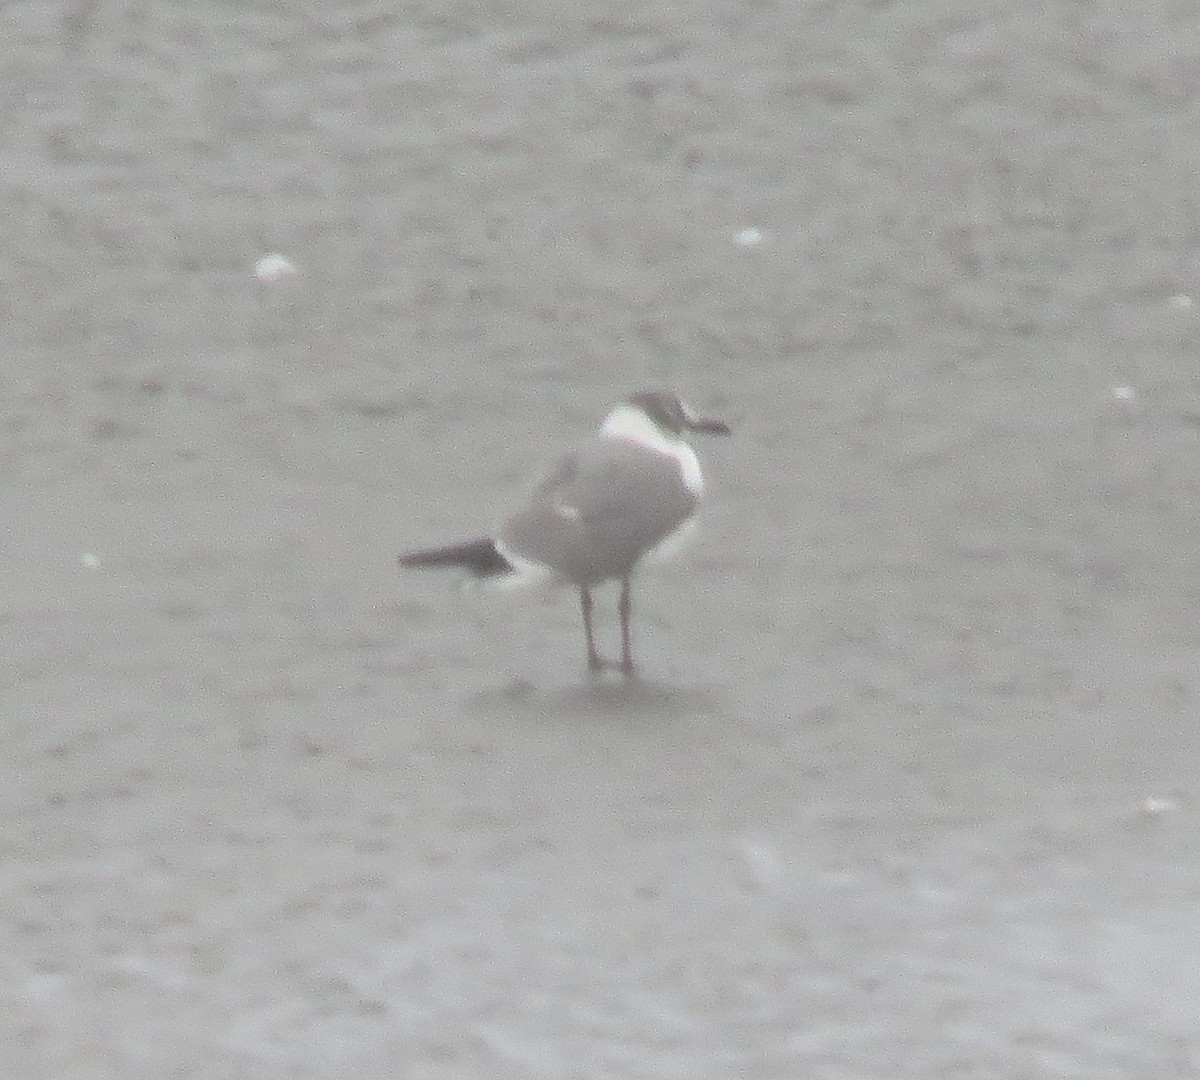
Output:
(1111, 385), (1136, 402)
(1141, 795), (1176, 816)
(733, 226), (765, 247)
(738, 835), (786, 894)
(1168, 294), (1193, 309)
(80, 552), (100, 568)
(254, 253), (298, 284)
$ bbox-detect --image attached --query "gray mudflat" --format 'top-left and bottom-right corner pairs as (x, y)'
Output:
(3, 3), (1198, 1077)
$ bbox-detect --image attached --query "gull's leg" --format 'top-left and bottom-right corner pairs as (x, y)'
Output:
(581, 587), (604, 672)
(618, 576), (635, 677)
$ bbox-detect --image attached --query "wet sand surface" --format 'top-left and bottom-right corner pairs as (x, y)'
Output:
(3, 2), (1200, 1076)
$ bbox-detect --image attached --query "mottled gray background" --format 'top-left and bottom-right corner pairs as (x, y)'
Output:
(3, 1), (1200, 1077)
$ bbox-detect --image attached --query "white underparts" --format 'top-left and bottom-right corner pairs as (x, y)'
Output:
(646, 514), (698, 564)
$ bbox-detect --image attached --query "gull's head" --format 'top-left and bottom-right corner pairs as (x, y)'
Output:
(603, 391), (731, 446)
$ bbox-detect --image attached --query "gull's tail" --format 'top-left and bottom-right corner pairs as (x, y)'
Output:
(398, 538), (513, 577)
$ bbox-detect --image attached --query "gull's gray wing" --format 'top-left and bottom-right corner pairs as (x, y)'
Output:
(496, 436), (699, 585)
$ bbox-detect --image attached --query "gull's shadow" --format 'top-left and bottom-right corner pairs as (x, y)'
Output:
(471, 672), (716, 724)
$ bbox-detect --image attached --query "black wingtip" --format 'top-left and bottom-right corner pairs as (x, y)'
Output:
(398, 538), (513, 577)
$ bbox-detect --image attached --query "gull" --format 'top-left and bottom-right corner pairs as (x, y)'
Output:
(398, 390), (730, 675)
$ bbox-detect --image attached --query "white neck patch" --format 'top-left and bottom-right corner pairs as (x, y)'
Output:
(600, 404), (705, 496)
(601, 404), (677, 449)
